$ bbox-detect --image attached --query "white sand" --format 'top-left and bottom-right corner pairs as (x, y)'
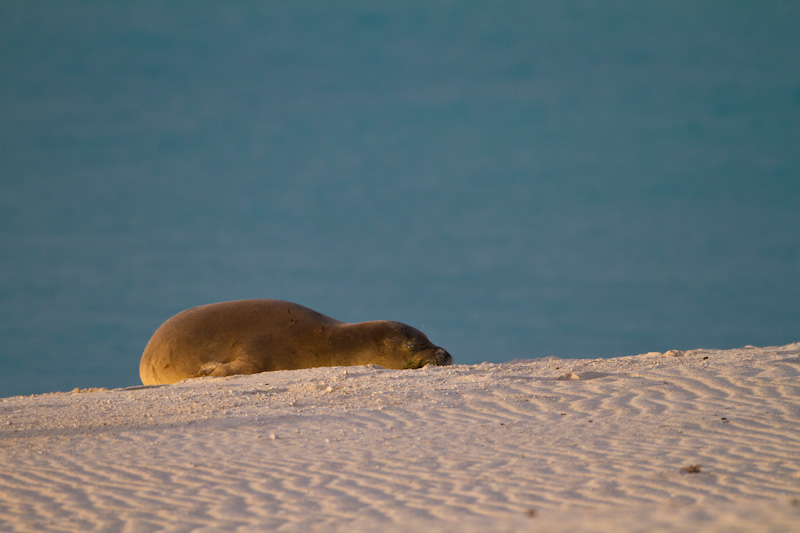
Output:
(1, 343), (799, 532)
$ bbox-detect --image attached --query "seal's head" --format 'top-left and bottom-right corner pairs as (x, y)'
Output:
(332, 320), (452, 369)
(379, 321), (452, 368)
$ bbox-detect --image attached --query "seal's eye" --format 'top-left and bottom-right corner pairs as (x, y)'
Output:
(405, 342), (419, 351)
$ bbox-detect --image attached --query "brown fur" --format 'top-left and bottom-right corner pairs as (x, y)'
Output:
(139, 299), (452, 385)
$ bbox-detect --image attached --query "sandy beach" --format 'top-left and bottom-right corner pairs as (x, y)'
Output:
(1, 343), (799, 532)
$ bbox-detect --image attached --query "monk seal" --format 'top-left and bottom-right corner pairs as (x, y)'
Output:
(139, 299), (452, 385)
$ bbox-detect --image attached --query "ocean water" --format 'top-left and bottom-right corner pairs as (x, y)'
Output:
(1, 1), (799, 397)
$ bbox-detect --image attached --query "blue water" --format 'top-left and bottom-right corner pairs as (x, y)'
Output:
(1, 1), (799, 397)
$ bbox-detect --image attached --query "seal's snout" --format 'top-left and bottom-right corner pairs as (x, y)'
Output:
(435, 347), (452, 366)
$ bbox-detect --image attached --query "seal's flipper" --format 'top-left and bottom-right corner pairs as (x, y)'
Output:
(193, 357), (259, 378)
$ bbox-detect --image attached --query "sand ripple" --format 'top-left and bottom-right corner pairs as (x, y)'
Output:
(1, 344), (799, 531)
